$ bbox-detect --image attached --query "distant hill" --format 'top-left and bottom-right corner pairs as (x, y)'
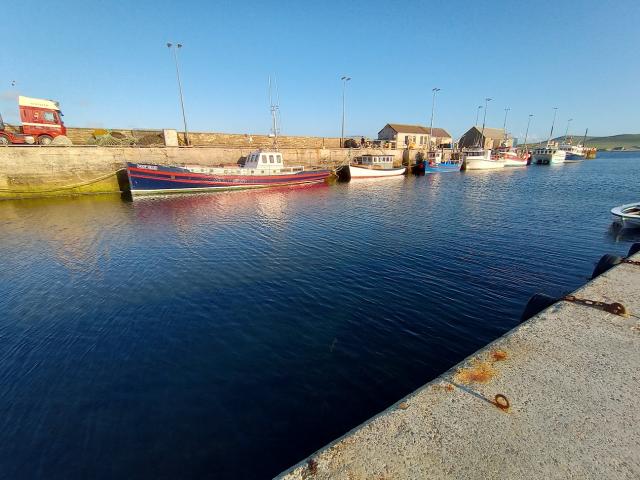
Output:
(544, 133), (640, 150)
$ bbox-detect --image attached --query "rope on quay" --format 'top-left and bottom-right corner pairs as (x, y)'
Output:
(0, 168), (126, 193)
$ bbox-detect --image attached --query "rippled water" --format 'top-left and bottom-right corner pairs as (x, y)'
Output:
(1, 152), (639, 479)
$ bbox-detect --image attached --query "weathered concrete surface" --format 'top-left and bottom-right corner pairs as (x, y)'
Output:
(277, 258), (640, 479)
(0, 145), (402, 199)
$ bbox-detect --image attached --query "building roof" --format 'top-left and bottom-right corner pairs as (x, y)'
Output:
(382, 124), (451, 137)
(469, 126), (511, 140)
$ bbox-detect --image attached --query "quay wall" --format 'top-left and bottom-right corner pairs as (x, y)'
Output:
(5, 124), (344, 149)
(276, 254), (640, 479)
(0, 145), (406, 199)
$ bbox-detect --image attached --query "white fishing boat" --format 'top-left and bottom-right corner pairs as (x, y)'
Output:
(347, 154), (406, 178)
(559, 143), (586, 160)
(611, 203), (640, 228)
(532, 145), (566, 164)
(461, 148), (505, 170)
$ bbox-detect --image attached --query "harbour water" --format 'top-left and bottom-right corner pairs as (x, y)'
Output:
(0, 152), (638, 479)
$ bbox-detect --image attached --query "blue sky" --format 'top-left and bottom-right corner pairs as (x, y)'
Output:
(1, 0), (638, 141)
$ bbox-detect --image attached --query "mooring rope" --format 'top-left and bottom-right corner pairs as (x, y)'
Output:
(0, 168), (126, 193)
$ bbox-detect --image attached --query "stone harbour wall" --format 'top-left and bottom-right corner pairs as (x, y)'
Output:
(0, 145), (404, 199)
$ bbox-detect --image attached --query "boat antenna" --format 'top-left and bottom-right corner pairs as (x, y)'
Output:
(547, 107), (558, 146)
(479, 97), (491, 148)
(269, 76), (280, 149)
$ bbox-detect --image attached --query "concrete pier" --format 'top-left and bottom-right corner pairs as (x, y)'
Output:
(276, 256), (640, 479)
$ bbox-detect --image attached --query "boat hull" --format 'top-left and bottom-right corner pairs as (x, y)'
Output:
(126, 163), (331, 195)
(565, 152), (586, 160)
(533, 151), (566, 164)
(348, 165), (406, 178)
(611, 203), (640, 228)
(424, 162), (460, 173)
(463, 158), (505, 170)
(502, 159), (528, 167)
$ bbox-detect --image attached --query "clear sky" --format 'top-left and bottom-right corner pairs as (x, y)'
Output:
(1, 0), (638, 141)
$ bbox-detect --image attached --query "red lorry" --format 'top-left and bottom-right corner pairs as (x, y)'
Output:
(0, 96), (66, 145)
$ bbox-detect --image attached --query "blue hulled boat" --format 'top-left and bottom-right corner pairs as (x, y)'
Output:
(126, 151), (331, 197)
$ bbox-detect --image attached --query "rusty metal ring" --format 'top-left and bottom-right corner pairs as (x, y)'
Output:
(494, 394), (510, 410)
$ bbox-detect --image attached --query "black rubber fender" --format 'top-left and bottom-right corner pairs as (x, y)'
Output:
(627, 243), (640, 257)
(520, 293), (558, 323)
(591, 254), (623, 279)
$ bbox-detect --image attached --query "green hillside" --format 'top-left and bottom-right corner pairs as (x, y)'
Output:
(548, 134), (640, 150)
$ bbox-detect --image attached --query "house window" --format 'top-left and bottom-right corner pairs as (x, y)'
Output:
(404, 135), (409, 145)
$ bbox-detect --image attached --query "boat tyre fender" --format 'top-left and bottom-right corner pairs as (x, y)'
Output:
(628, 243), (640, 257)
(520, 293), (558, 323)
(591, 254), (623, 280)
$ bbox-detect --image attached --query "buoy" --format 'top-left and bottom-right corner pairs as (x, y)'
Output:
(591, 254), (623, 279)
(520, 293), (558, 323)
(628, 243), (640, 257)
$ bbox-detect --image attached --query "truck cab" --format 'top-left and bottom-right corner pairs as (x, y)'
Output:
(0, 96), (66, 145)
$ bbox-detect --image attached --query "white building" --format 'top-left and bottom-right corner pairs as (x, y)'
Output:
(377, 123), (452, 149)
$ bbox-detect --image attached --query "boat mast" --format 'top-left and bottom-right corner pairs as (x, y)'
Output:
(429, 87), (440, 151)
(547, 107), (558, 146)
(479, 97), (491, 148)
(502, 107), (510, 146)
(582, 128), (588, 146)
(269, 76), (280, 150)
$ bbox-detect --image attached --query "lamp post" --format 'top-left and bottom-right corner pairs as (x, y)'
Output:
(340, 76), (351, 148)
(547, 107), (558, 145)
(564, 118), (573, 141)
(523, 114), (533, 152)
(167, 42), (190, 146)
(480, 97), (491, 148)
(475, 105), (483, 125)
(429, 87), (440, 150)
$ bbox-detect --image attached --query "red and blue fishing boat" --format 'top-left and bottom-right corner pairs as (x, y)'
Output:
(126, 151), (331, 196)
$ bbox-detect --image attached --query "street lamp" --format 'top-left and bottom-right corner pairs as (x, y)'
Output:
(429, 87), (441, 150)
(167, 42), (190, 146)
(564, 118), (573, 140)
(480, 97), (492, 148)
(523, 114), (534, 152)
(475, 105), (483, 125)
(547, 107), (558, 145)
(340, 76), (351, 148)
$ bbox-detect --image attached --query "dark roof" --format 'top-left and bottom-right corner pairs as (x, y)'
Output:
(382, 124), (451, 137)
(466, 126), (511, 139)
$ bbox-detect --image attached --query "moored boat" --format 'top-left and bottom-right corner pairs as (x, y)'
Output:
(532, 145), (566, 165)
(461, 148), (505, 170)
(494, 148), (528, 167)
(423, 150), (461, 173)
(611, 203), (640, 228)
(559, 143), (586, 160)
(127, 152), (331, 196)
(347, 154), (406, 178)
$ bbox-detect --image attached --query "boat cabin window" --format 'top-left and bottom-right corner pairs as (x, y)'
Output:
(269, 154), (275, 163)
(276, 154), (282, 163)
(261, 155), (268, 163)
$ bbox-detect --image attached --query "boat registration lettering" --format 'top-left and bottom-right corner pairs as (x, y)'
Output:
(137, 164), (159, 170)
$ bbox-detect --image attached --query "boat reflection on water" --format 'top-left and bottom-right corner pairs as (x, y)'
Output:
(607, 222), (640, 243)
